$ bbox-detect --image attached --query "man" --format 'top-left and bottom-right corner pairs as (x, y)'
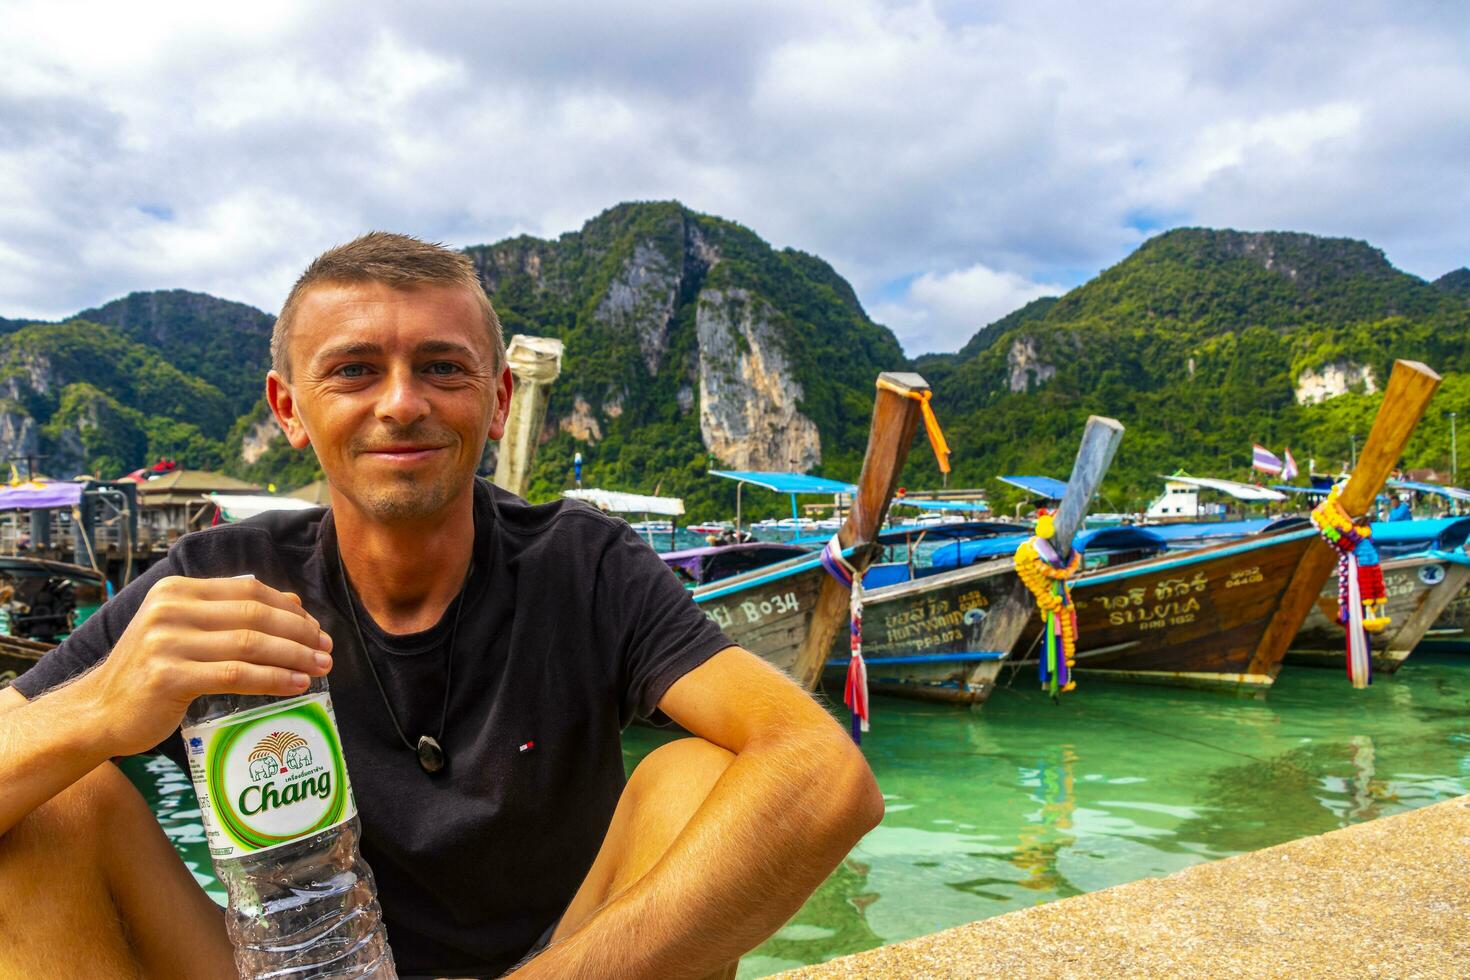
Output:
(0, 233), (883, 978)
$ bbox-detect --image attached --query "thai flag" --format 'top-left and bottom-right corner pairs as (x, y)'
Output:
(1252, 444), (1284, 475)
(1281, 448), (1299, 481)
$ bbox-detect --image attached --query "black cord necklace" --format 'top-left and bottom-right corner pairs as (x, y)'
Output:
(336, 549), (471, 775)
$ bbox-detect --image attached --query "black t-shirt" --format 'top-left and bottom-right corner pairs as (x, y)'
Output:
(14, 479), (733, 977)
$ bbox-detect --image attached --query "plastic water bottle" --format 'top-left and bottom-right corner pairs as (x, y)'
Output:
(180, 586), (395, 978)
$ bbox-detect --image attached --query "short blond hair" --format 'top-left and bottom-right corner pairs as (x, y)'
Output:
(272, 231), (505, 379)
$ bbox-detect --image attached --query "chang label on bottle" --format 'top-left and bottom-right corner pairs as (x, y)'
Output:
(182, 693), (357, 859)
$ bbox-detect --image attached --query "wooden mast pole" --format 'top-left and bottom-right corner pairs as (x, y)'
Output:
(1245, 359), (1441, 679)
(790, 372), (928, 689)
(492, 335), (565, 497)
(959, 415), (1124, 699)
(1049, 415), (1126, 559)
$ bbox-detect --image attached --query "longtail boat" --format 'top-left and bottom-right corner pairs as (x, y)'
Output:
(1012, 359), (1442, 694)
(1040, 516), (1470, 676)
(692, 373), (932, 686)
(1287, 535), (1470, 671)
(817, 414), (1125, 704)
(662, 541), (809, 586)
(0, 555), (108, 687)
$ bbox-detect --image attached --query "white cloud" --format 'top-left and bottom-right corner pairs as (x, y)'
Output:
(874, 265), (1063, 354)
(0, 0), (1466, 354)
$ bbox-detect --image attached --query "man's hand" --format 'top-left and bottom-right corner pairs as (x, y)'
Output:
(72, 576), (334, 757)
(0, 575), (334, 840)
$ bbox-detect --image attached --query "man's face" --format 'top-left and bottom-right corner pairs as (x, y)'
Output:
(266, 281), (511, 523)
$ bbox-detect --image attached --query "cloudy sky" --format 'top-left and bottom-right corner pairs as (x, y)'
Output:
(3, 1), (1467, 354)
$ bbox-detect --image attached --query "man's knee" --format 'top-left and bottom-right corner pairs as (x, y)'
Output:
(558, 738), (735, 932)
(0, 763), (140, 885)
(626, 737), (734, 806)
(0, 764), (164, 975)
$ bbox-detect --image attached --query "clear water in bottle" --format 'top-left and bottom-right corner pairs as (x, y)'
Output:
(183, 675), (396, 978)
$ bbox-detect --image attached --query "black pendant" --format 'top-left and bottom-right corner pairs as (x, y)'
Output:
(417, 735), (447, 774)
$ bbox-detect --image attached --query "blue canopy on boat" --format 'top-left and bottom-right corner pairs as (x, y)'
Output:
(708, 471), (857, 495)
(1146, 519), (1276, 544)
(876, 520), (1026, 545)
(929, 533), (1029, 568)
(892, 498), (990, 512)
(1368, 516), (1470, 553)
(997, 475), (1068, 499)
(1073, 526), (1168, 553)
(1387, 479), (1470, 503)
(785, 520), (1024, 548)
(930, 524), (1170, 570)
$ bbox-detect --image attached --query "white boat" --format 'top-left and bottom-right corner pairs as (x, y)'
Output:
(687, 521), (732, 535)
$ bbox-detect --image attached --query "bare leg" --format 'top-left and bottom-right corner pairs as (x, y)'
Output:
(0, 761), (235, 979)
(547, 737), (739, 980)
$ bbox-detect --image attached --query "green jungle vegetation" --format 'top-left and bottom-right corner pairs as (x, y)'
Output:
(1, 206), (1465, 518)
(915, 229), (1470, 513)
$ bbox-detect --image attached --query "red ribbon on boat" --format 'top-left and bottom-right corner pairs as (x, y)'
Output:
(821, 535), (868, 743)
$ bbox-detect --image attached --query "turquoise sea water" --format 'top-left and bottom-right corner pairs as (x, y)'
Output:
(127, 653), (1470, 977)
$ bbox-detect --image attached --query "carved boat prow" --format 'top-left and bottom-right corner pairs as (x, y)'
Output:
(820, 414), (1124, 705)
(693, 372), (930, 686)
(492, 335), (566, 497)
(1245, 359), (1443, 682)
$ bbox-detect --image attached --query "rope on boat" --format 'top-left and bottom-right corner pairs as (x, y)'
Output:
(820, 535), (868, 743)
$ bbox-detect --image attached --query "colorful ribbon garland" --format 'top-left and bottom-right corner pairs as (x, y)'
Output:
(1014, 523), (1081, 700)
(1309, 484), (1388, 688)
(821, 535), (868, 742)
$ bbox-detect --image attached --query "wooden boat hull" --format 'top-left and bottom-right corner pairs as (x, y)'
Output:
(0, 634), (49, 689)
(1423, 578), (1470, 651)
(694, 548), (868, 675)
(819, 557), (1026, 704)
(818, 414), (1125, 706)
(1285, 555), (1470, 671)
(1007, 528), (1320, 694)
(826, 525), (1320, 701)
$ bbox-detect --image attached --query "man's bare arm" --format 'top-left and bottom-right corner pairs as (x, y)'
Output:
(519, 647), (883, 979)
(0, 681), (129, 838)
(0, 576), (333, 839)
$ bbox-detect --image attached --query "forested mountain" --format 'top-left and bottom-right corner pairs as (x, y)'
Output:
(464, 202), (903, 512)
(73, 290), (274, 417)
(0, 209), (1464, 515)
(915, 229), (1470, 509)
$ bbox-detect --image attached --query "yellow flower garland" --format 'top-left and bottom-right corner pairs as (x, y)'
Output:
(1014, 511), (1081, 694)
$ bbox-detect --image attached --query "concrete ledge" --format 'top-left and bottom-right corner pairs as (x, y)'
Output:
(778, 796), (1470, 978)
